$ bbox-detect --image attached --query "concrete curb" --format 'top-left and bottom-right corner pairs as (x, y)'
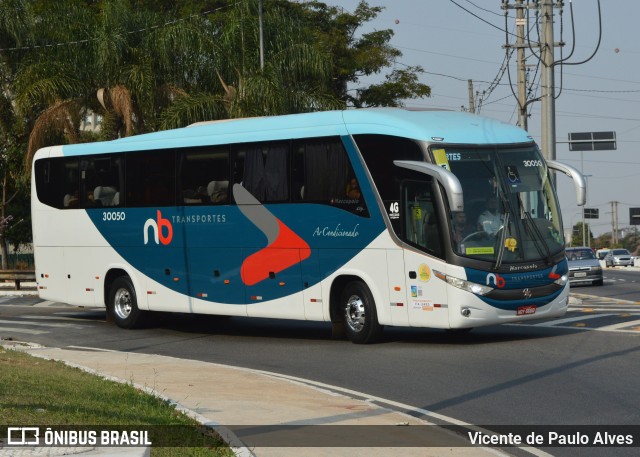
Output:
(2, 343), (505, 457)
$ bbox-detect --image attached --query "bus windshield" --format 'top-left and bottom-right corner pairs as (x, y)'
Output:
(436, 144), (564, 264)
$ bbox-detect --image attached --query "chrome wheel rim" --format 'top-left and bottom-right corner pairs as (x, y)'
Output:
(345, 294), (365, 333)
(113, 288), (132, 320)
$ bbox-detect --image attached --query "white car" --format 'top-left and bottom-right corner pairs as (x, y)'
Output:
(604, 249), (634, 267)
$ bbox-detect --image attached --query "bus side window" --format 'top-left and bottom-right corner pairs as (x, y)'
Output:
(126, 150), (176, 207)
(402, 179), (443, 258)
(233, 142), (289, 203)
(179, 147), (230, 205)
(293, 137), (368, 217)
(80, 156), (123, 208)
(62, 159), (80, 209)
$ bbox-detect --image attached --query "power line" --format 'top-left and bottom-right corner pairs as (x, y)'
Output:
(448, 0), (517, 37)
(462, 0), (504, 18)
(0, 4), (235, 53)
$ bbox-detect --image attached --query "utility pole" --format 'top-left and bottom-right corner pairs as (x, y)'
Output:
(515, 0), (528, 130)
(540, 1), (556, 162)
(468, 80), (475, 114)
(258, 0), (265, 69)
(613, 202), (620, 244)
(503, 2), (564, 157)
(611, 201), (619, 245)
(503, 1), (530, 130)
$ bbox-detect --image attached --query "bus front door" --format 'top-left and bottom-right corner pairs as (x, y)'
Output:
(400, 179), (449, 328)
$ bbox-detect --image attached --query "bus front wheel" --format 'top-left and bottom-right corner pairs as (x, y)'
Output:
(108, 276), (144, 329)
(341, 281), (383, 344)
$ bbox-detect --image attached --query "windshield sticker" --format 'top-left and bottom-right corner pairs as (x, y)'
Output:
(433, 148), (450, 170)
(505, 165), (521, 185)
(466, 247), (495, 255)
(505, 237), (518, 252)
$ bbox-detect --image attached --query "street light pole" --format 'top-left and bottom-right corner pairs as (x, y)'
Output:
(258, 0), (265, 70)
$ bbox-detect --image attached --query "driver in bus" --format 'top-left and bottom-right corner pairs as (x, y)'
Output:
(452, 211), (473, 253)
(477, 196), (503, 235)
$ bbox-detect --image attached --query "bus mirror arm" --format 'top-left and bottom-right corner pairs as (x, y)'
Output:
(546, 160), (586, 206)
(393, 160), (464, 212)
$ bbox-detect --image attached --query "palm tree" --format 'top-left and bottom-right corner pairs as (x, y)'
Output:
(14, 0), (341, 163)
(158, 0), (342, 129)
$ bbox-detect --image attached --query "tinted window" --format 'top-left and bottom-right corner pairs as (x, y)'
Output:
(292, 137), (368, 217)
(353, 134), (424, 202)
(34, 155), (122, 209)
(179, 147), (229, 205)
(233, 141), (289, 203)
(401, 178), (443, 258)
(126, 150), (175, 207)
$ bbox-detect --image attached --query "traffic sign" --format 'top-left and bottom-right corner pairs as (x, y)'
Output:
(584, 208), (599, 219)
(630, 208), (640, 226)
(568, 131), (616, 151)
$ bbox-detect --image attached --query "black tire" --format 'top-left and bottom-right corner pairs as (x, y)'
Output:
(341, 280), (383, 344)
(593, 279), (604, 286)
(108, 276), (144, 329)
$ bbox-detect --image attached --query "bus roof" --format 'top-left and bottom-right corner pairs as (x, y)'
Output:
(56, 108), (533, 157)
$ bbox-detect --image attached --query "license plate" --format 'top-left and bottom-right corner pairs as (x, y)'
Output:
(517, 305), (537, 316)
(575, 272), (587, 277)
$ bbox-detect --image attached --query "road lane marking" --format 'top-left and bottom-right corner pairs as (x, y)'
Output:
(0, 326), (47, 335)
(0, 319), (89, 329)
(596, 319), (640, 332)
(534, 314), (617, 327)
(569, 307), (640, 312)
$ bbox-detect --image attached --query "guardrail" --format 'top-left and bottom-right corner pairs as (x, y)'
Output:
(0, 270), (36, 290)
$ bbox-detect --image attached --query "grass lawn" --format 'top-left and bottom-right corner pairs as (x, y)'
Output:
(0, 347), (234, 456)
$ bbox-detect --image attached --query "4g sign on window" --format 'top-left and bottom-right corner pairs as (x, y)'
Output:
(389, 201), (400, 220)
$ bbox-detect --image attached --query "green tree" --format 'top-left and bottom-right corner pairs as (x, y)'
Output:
(285, 0), (431, 107)
(13, 0), (341, 150)
(7, 0), (433, 173)
(570, 221), (594, 248)
(158, 0), (341, 128)
(0, 0), (35, 268)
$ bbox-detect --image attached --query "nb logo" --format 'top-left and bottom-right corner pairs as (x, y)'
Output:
(143, 210), (173, 245)
(486, 273), (506, 289)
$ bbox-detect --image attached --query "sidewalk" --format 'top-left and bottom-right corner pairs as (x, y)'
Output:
(2, 343), (502, 457)
(0, 281), (38, 296)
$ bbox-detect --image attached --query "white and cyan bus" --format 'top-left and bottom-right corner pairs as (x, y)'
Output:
(31, 108), (585, 343)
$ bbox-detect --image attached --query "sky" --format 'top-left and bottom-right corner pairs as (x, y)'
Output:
(329, 0), (639, 238)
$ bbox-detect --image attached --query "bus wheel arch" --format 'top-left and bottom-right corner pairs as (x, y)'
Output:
(105, 272), (145, 329)
(330, 275), (383, 344)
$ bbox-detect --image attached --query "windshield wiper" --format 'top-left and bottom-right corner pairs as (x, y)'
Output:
(491, 153), (520, 270)
(521, 208), (553, 265)
(493, 210), (509, 270)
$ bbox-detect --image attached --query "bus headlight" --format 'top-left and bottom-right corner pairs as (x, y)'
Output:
(554, 274), (569, 287)
(434, 270), (492, 296)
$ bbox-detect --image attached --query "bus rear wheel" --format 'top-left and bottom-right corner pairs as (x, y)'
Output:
(341, 281), (382, 344)
(108, 276), (144, 329)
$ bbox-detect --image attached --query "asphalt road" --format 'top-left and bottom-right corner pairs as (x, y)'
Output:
(2, 281), (639, 457)
(570, 266), (640, 302)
